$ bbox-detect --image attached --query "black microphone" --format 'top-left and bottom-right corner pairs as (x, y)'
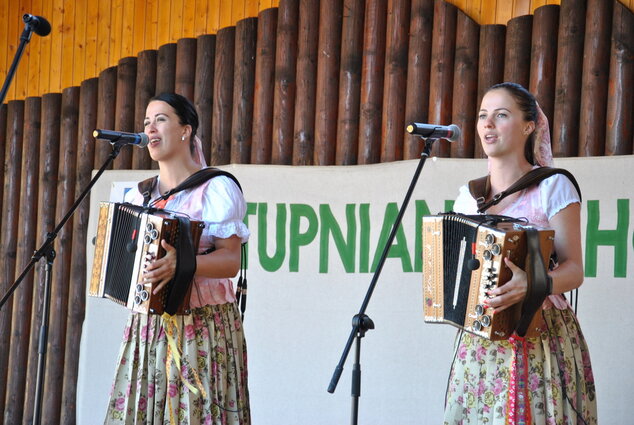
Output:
(406, 123), (461, 142)
(93, 129), (149, 148)
(23, 14), (51, 37)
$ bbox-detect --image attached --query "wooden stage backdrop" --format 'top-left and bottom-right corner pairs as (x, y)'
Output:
(0, 0), (632, 423)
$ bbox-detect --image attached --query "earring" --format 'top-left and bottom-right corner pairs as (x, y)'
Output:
(181, 136), (185, 141)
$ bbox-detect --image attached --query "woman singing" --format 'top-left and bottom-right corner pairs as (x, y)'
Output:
(105, 93), (250, 424)
(443, 82), (597, 424)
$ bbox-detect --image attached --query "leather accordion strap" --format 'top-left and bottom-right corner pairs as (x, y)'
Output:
(163, 216), (197, 316)
(468, 167), (582, 214)
(514, 228), (551, 337)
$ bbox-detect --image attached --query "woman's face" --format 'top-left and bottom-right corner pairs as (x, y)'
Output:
(143, 100), (191, 162)
(477, 89), (534, 162)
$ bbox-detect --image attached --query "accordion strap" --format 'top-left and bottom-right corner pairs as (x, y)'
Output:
(468, 167), (582, 214)
(514, 228), (552, 337)
(138, 167), (243, 207)
(162, 216), (197, 316)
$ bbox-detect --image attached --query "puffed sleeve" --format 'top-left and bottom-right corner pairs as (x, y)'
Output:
(200, 176), (250, 244)
(539, 173), (581, 220)
(123, 186), (143, 205)
(452, 184), (478, 215)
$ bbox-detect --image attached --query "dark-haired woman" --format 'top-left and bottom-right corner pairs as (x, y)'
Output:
(443, 83), (597, 424)
(104, 93), (250, 424)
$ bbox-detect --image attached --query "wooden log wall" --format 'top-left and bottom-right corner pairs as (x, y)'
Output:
(0, 0), (633, 423)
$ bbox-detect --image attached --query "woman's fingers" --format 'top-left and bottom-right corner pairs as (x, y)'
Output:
(485, 257), (528, 312)
(143, 240), (178, 294)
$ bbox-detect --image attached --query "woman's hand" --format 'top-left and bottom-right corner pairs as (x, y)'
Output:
(144, 239), (177, 294)
(485, 257), (528, 313)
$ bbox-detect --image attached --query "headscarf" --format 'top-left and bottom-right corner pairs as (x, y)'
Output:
(192, 135), (208, 167)
(532, 102), (554, 167)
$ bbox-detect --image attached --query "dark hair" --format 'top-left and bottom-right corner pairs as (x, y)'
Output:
(150, 93), (199, 155)
(486, 82), (538, 165)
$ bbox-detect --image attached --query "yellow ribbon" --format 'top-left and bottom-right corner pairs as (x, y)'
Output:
(161, 313), (208, 425)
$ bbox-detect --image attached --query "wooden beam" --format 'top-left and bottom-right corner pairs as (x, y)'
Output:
(292, 0), (320, 165)
(4, 97), (40, 425)
(358, 0), (387, 164)
(176, 38), (198, 102)
(428, 0), (457, 157)
(114, 57), (137, 170)
(195, 34), (217, 166)
(335, 0), (365, 165)
(403, 0), (434, 160)
(251, 8), (277, 164)
(504, 14), (532, 88)
(0, 100), (25, 419)
(380, 0), (410, 162)
(476, 24), (506, 158)
(578, 0), (613, 156)
(61, 77), (99, 425)
(211, 27), (236, 165)
(133, 50), (157, 169)
(314, 0), (342, 165)
(271, 0), (299, 165)
(606, 0), (634, 155)
(552, 0), (585, 157)
(451, 10), (479, 158)
(231, 18), (258, 164)
(529, 4), (560, 138)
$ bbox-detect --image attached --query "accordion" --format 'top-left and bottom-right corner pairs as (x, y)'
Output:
(422, 213), (555, 340)
(89, 202), (205, 315)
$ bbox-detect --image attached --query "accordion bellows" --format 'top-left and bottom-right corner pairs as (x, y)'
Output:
(422, 213), (554, 340)
(89, 202), (204, 315)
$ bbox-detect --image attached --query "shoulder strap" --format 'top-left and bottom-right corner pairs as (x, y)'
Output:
(468, 167), (582, 214)
(138, 176), (159, 207)
(170, 167), (243, 195)
(467, 176), (490, 212)
(141, 167), (243, 207)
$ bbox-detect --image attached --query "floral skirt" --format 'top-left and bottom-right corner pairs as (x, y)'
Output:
(444, 308), (597, 425)
(104, 303), (250, 425)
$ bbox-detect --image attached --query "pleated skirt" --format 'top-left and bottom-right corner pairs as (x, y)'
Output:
(104, 303), (250, 425)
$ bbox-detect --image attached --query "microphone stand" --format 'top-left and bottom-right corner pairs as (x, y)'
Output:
(327, 137), (438, 425)
(0, 142), (125, 425)
(0, 15), (39, 106)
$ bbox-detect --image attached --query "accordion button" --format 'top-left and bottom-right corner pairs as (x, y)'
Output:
(473, 320), (482, 331)
(140, 290), (149, 301)
(146, 222), (155, 232)
(475, 304), (484, 315)
(136, 283), (144, 292)
(483, 250), (492, 261)
(134, 295), (142, 305)
(485, 234), (495, 245)
(491, 244), (502, 256)
(481, 315), (491, 327)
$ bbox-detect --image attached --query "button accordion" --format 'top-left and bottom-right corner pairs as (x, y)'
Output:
(422, 213), (555, 340)
(89, 202), (204, 315)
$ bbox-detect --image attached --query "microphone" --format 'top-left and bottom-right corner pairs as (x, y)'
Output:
(93, 129), (149, 148)
(22, 14), (51, 37)
(406, 123), (461, 142)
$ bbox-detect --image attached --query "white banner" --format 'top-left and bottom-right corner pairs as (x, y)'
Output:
(78, 156), (634, 424)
